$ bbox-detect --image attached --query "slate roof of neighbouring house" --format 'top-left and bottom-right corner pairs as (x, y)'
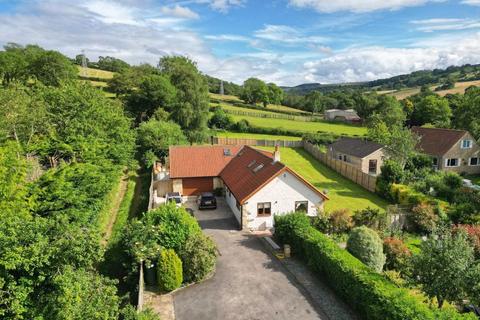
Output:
(329, 137), (383, 158)
(412, 126), (467, 156)
(169, 145), (242, 178)
(220, 146), (328, 204)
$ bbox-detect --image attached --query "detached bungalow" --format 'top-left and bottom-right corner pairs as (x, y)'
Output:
(328, 137), (385, 176)
(165, 145), (328, 231)
(412, 126), (480, 174)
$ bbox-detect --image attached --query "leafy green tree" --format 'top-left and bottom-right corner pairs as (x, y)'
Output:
(353, 93), (378, 120)
(159, 56), (210, 143)
(304, 91), (324, 114)
(179, 233), (217, 283)
(126, 74), (176, 119)
(411, 95), (451, 127)
(452, 86), (480, 140)
(107, 64), (160, 96)
(346, 226), (386, 272)
(412, 228), (475, 308)
(240, 78), (269, 107)
(137, 119), (187, 158)
(374, 95), (406, 127)
(267, 82), (284, 105)
(29, 50), (78, 86)
(37, 82), (135, 166)
(40, 266), (119, 320)
(97, 55), (130, 72)
(0, 48), (28, 85)
(208, 107), (234, 129)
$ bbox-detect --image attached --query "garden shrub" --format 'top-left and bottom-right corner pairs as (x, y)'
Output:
(274, 213), (475, 320)
(328, 208), (353, 233)
(208, 108), (234, 129)
(157, 249), (183, 292)
(179, 233), (217, 283)
(453, 225), (480, 257)
(353, 207), (387, 229)
(310, 212), (332, 233)
(383, 237), (411, 271)
(347, 226), (386, 272)
(411, 204), (438, 234)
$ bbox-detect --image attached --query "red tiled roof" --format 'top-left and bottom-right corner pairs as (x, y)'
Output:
(169, 145), (242, 178)
(220, 146), (328, 204)
(412, 126), (467, 156)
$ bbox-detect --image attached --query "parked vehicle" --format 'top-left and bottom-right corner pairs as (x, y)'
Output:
(166, 192), (183, 207)
(197, 192), (217, 210)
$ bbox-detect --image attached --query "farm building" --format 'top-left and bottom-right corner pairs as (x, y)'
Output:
(152, 145), (328, 231)
(328, 137), (385, 176)
(412, 126), (480, 174)
(324, 109), (361, 123)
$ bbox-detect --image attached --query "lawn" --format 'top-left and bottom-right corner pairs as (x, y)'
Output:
(259, 147), (389, 212)
(216, 131), (302, 141)
(231, 114), (367, 136)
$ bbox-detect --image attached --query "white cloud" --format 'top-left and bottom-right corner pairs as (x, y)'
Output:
(160, 5), (199, 19)
(288, 0), (443, 13)
(82, 0), (140, 25)
(194, 0), (245, 12)
(302, 32), (480, 83)
(461, 0), (480, 5)
(411, 18), (480, 32)
(204, 34), (250, 41)
(254, 24), (328, 44)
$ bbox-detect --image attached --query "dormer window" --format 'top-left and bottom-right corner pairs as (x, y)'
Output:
(247, 160), (256, 168)
(462, 140), (473, 149)
(253, 164), (264, 173)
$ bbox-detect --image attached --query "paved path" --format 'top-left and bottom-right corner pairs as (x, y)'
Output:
(173, 199), (355, 320)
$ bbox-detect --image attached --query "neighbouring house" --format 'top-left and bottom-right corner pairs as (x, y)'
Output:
(324, 109), (361, 123)
(328, 137), (385, 176)
(153, 145), (328, 231)
(412, 126), (480, 174)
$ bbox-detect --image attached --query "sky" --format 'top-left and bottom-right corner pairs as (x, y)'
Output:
(0, 0), (479, 86)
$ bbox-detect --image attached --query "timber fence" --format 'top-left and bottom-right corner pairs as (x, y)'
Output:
(222, 108), (323, 122)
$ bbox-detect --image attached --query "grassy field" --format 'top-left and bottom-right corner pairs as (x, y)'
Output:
(260, 147), (389, 212)
(210, 93), (310, 115)
(385, 79), (480, 100)
(230, 114), (367, 136)
(77, 66), (114, 79)
(216, 131), (302, 141)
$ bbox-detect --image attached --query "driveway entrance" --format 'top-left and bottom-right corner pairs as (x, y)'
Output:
(173, 199), (333, 320)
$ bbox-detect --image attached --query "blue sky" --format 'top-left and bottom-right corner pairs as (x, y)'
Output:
(0, 0), (479, 85)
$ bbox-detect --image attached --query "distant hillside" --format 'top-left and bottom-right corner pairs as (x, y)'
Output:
(282, 63), (480, 95)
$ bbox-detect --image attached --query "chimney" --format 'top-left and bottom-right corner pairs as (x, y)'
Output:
(273, 145), (281, 163)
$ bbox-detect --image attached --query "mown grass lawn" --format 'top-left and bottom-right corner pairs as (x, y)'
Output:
(231, 114), (367, 136)
(77, 66), (115, 79)
(260, 147), (389, 212)
(216, 131), (302, 141)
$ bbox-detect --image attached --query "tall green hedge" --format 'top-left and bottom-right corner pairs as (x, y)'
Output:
(274, 213), (476, 320)
(157, 249), (183, 292)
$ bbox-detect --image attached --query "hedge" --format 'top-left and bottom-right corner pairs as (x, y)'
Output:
(274, 213), (475, 320)
(157, 249), (183, 292)
(390, 184), (449, 209)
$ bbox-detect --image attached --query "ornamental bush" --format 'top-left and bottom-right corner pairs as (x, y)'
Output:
(353, 207), (387, 230)
(329, 209), (353, 234)
(157, 249), (183, 292)
(383, 237), (411, 271)
(411, 203), (438, 234)
(274, 213), (475, 320)
(347, 226), (386, 272)
(179, 233), (217, 283)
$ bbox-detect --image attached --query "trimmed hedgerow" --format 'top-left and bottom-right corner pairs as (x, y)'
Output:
(274, 213), (476, 320)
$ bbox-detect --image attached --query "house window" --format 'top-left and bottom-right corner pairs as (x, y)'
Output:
(343, 155), (347, 162)
(445, 158), (459, 167)
(368, 159), (377, 175)
(257, 202), (271, 216)
(338, 154), (342, 160)
(470, 157), (479, 166)
(462, 140), (473, 149)
(295, 201), (308, 213)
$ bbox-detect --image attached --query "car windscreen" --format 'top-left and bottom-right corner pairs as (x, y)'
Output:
(202, 196), (215, 201)
(168, 198), (181, 203)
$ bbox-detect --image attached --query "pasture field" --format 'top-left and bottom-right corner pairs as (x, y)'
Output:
(385, 79), (480, 100)
(210, 93), (310, 115)
(230, 113), (367, 136)
(77, 66), (115, 79)
(259, 147), (389, 212)
(216, 131), (302, 141)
